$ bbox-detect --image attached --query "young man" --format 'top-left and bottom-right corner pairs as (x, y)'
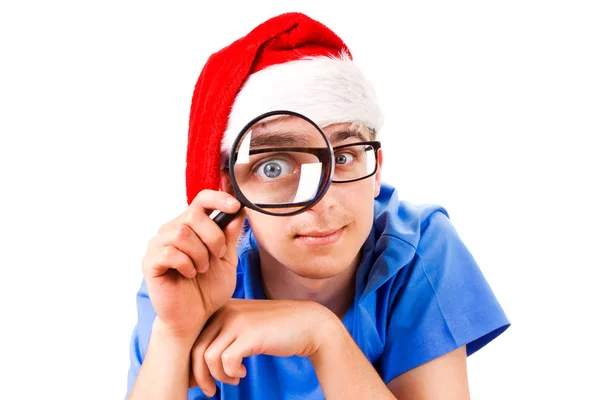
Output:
(126, 12), (510, 399)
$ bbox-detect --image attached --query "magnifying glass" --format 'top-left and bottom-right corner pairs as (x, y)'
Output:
(210, 110), (334, 229)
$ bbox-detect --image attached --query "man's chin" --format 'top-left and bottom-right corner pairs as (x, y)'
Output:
(291, 267), (345, 280)
(284, 253), (354, 280)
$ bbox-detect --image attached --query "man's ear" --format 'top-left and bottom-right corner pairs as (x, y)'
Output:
(373, 148), (383, 198)
(220, 170), (234, 194)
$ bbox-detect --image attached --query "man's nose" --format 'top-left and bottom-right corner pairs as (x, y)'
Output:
(307, 183), (340, 214)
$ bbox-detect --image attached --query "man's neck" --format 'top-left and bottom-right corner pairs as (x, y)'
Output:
(257, 252), (360, 320)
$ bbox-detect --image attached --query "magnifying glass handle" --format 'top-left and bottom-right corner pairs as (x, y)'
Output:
(209, 205), (245, 230)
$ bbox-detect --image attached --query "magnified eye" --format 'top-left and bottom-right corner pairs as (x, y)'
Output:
(335, 152), (355, 165)
(255, 159), (293, 179)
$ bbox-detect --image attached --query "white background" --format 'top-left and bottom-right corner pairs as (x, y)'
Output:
(1, 1), (598, 399)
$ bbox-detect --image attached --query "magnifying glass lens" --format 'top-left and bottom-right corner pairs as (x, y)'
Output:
(231, 113), (331, 215)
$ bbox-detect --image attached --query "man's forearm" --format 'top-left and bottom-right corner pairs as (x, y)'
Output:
(309, 317), (396, 400)
(129, 318), (201, 400)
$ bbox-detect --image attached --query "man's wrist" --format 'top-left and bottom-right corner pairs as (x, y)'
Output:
(309, 305), (348, 362)
(151, 316), (208, 350)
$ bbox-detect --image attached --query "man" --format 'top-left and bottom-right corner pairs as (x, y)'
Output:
(126, 12), (510, 399)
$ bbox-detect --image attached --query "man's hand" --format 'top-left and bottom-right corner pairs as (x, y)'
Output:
(189, 298), (336, 397)
(141, 189), (246, 343)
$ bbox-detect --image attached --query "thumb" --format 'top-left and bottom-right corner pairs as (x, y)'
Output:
(222, 207), (247, 264)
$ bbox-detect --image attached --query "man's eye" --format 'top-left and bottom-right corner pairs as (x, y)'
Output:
(255, 159), (293, 179)
(335, 152), (355, 165)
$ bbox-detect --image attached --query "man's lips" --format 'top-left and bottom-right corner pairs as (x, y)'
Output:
(294, 227), (345, 246)
(296, 228), (342, 237)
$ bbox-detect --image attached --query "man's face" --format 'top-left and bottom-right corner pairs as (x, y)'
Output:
(223, 119), (383, 279)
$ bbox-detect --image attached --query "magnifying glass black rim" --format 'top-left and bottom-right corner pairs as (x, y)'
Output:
(227, 110), (334, 217)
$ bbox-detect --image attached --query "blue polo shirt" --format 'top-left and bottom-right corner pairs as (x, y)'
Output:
(126, 183), (510, 399)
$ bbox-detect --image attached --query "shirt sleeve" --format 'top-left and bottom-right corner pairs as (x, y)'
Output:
(379, 210), (510, 383)
(125, 280), (216, 399)
(125, 279), (155, 398)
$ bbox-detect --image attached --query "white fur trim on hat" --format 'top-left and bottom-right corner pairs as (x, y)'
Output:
(221, 53), (383, 155)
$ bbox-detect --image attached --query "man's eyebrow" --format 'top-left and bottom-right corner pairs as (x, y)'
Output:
(248, 130), (314, 147)
(328, 129), (368, 144)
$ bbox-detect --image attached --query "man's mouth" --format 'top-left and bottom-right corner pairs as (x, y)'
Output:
(294, 226), (345, 246)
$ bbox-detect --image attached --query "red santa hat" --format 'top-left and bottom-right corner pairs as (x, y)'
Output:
(185, 12), (383, 205)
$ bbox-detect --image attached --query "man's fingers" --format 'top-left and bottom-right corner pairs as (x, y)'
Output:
(188, 375), (197, 389)
(189, 189), (241, 216)
(153, 190), (243, 270)
(179, 190), (242, 261)
(144, 245), (196, 279)
(222, 336), (256, 378)
(222, 352), (247, 379)
(154, 224), (210, 273)
(181, 208), (228, 261)
(222, 208), (247, 263)
(204, 331), (240, 385)
(191, 317), (223, 395)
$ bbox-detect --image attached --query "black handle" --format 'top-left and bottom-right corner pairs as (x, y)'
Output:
(211, 205), (245, 230)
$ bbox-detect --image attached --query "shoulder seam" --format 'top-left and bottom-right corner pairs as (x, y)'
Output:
(378, 232), (417, 251)
(378, 207), (449, 254)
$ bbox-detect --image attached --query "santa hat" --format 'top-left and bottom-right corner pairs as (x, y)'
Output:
(185, 12), (383, 205)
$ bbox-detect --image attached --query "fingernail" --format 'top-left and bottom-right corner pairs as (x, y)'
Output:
(198, 264), (208, 273)
(219, 245), (227, 258)
(225, 198), (238, 208)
